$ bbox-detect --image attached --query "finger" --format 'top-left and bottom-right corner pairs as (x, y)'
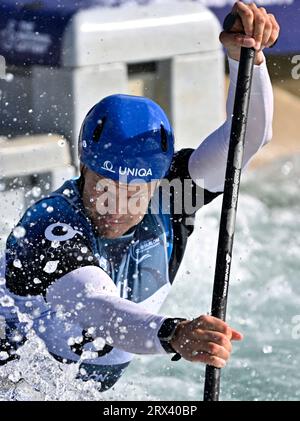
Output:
(202, 342), (230, 361)
(267, 13), (280, 48)
(193, 315), (232, 338)
(252, 7), (266, 50)
(202, 330), (233, 352)
(193, 352), (226, 368)
(234, 34), (256, 49)
(231, 328), (244, 341)
(219, 31), (256, 49)
(234, 1), (254, 36)
(259, 8), (273, 48)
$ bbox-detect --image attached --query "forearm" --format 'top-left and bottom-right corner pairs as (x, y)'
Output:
(188, 54), (273, 193)
(46, 266), (168, 355)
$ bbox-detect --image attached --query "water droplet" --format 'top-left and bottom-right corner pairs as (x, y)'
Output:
(31, 186), (41, 198)
(93, 337), (106, 351)
(58, 138), (66, 147)
(13, 259), (22, 268)
(119, 326), (128, 334)
(0, 351), (9, 361)
(0, 295), (14, 307)
(63, 189), (71, 197)
(38, 325), (46, 333)
(8, 370), (22, 382)
(51, 241), (60, 249)
(5, 73), (14, 82)
(87, 327), (96, 335)
(75, 302), (84, 310)
(145, 340), (153, 349)
(46, 206), (54, 213)
(13, 226), (26, 239)
(81, 351), (99, 360)
(262, 345), (273, 354)
(106, 335), (113, 345)
(43, 260), (59, 274)
(281, 161), (293, 176)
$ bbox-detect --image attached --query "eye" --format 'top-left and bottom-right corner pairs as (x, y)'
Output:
(160, 124), (168, 152)
(93, 117), (106, 142)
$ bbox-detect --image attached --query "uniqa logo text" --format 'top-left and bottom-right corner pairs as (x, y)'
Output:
(119, 167), (152, 177)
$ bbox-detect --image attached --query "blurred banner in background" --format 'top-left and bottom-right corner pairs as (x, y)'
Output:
(0, 0), (299, 68)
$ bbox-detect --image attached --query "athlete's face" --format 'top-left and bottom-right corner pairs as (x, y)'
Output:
(82, 167), (158, 238)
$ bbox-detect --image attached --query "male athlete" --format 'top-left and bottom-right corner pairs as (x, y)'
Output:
(0, 2), (279, 391)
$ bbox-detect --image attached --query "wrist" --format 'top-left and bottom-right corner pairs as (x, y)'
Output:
(157, 318), (186, 354)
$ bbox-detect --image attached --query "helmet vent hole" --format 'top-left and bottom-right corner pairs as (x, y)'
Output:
(160, 125), (168, 152)
(92, 117), (106, 142)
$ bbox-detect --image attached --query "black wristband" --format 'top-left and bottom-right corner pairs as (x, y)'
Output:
(157, 317), (186, 355)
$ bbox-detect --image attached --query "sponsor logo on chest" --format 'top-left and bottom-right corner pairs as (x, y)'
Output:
(130, 237), (160, 263)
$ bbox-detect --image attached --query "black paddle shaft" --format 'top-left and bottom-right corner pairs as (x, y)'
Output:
(203, 46), (255, 402)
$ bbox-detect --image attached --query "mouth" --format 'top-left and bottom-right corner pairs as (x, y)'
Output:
(100, 218), (127, 225)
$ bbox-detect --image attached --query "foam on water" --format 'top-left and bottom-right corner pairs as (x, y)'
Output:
(1, 155), (300, 401)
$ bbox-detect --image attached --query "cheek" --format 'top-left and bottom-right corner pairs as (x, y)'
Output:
(87, 191), (99, 207)
(127, 197), (151, 216)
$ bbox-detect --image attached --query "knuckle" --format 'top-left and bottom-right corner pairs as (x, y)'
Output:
(244, 9), (253, 18)
(264, 19), (272, 29)
(211, 356), (222, 368)
(208, 343), (218, 354)
(199, 314), (209, 324)
(259, 7), (267, 14)
(256, 16), (266, 25)
(223, 326), (231, 337)
(219, 336), (228, 348)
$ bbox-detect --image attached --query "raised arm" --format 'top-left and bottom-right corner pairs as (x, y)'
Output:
(188, 1), (279, 193)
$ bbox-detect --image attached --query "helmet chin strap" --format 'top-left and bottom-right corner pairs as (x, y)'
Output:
(78, 163), (87, 194)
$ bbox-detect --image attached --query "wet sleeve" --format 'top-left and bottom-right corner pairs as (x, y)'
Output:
(188, 55), (273, 193)
(46, 266), (168, 355)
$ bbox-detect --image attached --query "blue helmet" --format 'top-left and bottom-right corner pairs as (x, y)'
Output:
(78, 94), (174, 183)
